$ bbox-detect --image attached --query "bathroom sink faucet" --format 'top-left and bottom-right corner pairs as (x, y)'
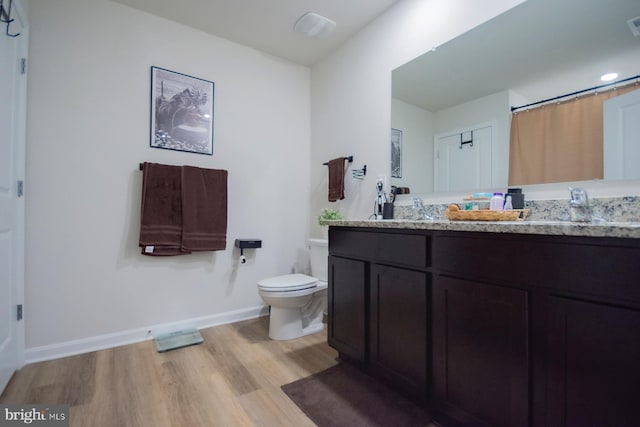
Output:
(412, 197), (434, 221)
(569, 187), (592, 222)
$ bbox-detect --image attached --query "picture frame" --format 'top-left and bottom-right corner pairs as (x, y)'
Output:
(391, 128), (402, 178)
(150, 66), (214, 155)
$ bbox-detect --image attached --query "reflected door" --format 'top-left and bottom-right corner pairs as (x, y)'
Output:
(434, 124), (493, 192)
(603, 87), (640, 180)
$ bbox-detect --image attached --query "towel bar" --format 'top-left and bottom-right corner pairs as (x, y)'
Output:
(322, 156), (353, 166)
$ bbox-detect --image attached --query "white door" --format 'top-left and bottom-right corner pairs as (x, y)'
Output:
(0, 0), (27, 393)
(603, 87), (640, 180)
(434, 125), (493, 192)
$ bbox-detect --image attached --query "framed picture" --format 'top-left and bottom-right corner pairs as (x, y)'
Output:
(150, 66), (214, 155)
(391, 128), (402, 178)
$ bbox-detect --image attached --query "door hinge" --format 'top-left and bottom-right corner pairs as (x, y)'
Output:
(17, 304), (23, 321)
(17, 180), (23, 197)
(20, 58), (27, 75)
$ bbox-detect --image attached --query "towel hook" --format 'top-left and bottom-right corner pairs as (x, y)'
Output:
(352, 164), (366, 180)
(1, 0), (20, 37)
(459, 131), (473, 149)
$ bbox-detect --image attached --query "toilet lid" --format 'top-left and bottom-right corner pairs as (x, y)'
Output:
(258, 273), (318, 292)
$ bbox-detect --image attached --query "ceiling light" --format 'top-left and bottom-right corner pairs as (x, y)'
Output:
(294, 12), (336, 39)
(601, 73), (618, 82)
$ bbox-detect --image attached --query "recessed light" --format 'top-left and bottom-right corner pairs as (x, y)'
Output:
(601, 73), (618, 82)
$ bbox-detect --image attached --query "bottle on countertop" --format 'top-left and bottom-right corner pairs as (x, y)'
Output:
(504, 195), (513, 210)
(490, 192), (504, 210)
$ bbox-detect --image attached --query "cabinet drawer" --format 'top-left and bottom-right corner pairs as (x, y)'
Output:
(434, 233), (640, 304)
(330, 229), (429, 268)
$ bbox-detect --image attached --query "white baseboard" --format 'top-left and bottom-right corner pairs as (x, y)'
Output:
(25, 305), (269, 364)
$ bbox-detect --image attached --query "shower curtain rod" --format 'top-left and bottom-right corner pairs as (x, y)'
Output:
(511, 74), (640, 112)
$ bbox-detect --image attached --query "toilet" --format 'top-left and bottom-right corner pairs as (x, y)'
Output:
(258, 238), (328, 340)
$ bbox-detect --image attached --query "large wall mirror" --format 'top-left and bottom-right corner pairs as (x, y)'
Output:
(391, 0), (640, 194)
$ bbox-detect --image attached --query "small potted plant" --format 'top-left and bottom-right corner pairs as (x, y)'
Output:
(318, 208), (343, 238)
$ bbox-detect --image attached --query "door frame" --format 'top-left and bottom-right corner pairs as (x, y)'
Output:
(0, 0), (28, 393)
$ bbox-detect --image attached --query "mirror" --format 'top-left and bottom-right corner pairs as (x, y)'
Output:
(391, 0), (640, 194)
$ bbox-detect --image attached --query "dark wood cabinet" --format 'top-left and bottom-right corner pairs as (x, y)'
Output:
(432, 275), (529, 427)
(328, 228), (431, 404)
(546, 297), (640, 427)
(370, 264), (429, 403)
(327, 255), (367, 362)
(328, 226), (640, 427)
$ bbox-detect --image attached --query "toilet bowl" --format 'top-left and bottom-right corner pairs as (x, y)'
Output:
(258, 239), (328, 340)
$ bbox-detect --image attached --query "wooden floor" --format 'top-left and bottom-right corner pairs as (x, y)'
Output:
(0, 317), (340, 427)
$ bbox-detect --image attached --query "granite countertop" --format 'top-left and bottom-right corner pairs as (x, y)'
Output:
(323, 219), (640, 239)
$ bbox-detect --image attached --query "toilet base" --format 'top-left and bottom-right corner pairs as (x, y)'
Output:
(268, 306), (325, 340)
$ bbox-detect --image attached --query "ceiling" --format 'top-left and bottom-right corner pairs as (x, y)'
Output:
(111, 0), (400, 66)
(393, 0), (640, 112)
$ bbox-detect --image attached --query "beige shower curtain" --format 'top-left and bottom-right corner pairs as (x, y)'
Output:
(508, 85), (637, 185)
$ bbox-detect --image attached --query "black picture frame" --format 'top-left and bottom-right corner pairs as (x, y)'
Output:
(391, 128), (402, 178)
(150, 66), (214, 155)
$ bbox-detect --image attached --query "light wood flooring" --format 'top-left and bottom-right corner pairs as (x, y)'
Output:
(0, 316), (340, 427)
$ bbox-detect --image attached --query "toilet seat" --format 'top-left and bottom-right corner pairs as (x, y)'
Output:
(258, 273), (318, 292)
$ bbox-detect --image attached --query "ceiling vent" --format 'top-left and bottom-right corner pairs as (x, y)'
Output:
(294, 12), (336, 39)
(628, 16), (640, 37)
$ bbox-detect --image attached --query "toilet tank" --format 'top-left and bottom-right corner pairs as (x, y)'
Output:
(308, 238), (328, 282)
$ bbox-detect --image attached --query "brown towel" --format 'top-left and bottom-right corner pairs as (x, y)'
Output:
(139, 163), (228, 256)
(327, 157), (345, 202)
(139, 162), (184, 256)
(181, 166), (228, 252)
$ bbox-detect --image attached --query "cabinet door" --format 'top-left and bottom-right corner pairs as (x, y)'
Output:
(547, 297), (640, 427)
(328, 255), (367, 362)
(433, 276), (529, 427)
(370, 264), (429, 403)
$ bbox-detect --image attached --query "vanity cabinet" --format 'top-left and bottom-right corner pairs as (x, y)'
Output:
(546, 297), (640, 427)
(433, 231), (640, 427)
(432, 276), (529, 427)
(328, 228), (431, 404)
(370, 264), (429, 402)
(327, 255), (367, 362)
(328, 226), (640, 427)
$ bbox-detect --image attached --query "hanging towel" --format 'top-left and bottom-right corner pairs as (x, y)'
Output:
(181, 166), (228, 252)
(327, 157), (345, 202)
(138, 163), (228, 256)
(139, 162), (185, 256)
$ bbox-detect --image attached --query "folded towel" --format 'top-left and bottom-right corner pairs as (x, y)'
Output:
(139, 163), (228, 256)
(327, 157), (345, 202)
(139, 162), (185, 256)
(181, 166), (228, 252)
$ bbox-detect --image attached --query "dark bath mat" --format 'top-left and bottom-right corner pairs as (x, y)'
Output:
(282, 363), (432, 427)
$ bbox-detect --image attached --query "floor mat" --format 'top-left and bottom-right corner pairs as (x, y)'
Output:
(282, 363), (432, 427)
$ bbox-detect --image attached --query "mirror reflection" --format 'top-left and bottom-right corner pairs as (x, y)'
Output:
(391, 0), (640, 194)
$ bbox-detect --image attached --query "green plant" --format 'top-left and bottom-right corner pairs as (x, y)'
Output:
(318, 208), (343, 224)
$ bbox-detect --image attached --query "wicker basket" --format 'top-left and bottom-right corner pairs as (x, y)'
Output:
(445, 209), (529, 221)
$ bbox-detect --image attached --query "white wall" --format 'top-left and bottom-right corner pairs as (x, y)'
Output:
(309, 0), (528, 229)
(25, 0), (310, 351)
(391, 98), (433, 194)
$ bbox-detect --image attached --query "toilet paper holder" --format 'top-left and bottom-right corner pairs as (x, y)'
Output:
(235, 239), (262, 263)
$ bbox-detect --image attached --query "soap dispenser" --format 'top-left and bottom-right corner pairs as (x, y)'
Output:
(504, 195), (513, 210)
